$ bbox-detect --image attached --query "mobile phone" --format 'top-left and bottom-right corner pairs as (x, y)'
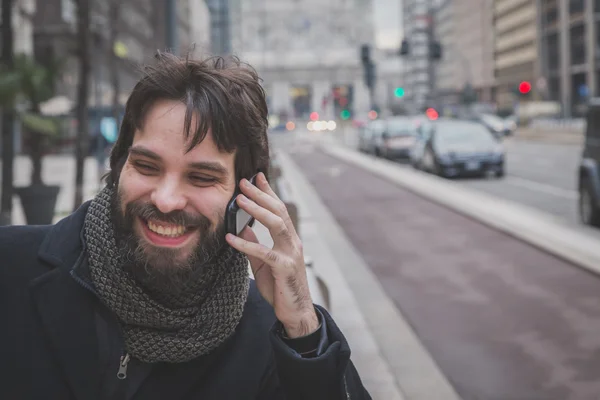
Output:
(225, 174), (258, 236)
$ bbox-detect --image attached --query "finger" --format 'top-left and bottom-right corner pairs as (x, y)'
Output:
(256, 172), (280, 200)
(226, 232), (282, 267)
(240, 176), (297, 236)
(240, 177), (283, 216)
(237, 194), (294, 244)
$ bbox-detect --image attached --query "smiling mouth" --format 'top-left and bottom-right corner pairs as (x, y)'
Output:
(146, 219), (188, 237)
(139, 217), (196, 246)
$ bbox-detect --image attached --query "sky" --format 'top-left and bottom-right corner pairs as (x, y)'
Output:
(374, 0), (402, 49)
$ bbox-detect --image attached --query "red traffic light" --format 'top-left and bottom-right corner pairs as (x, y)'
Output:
(518, 81), (531, 94)
(309, 112), (319, 121)
(425, 108), (439, 120)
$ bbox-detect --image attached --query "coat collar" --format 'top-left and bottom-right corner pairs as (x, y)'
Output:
(30, 201), (102, 400)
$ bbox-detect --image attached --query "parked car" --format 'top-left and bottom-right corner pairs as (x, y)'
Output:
(357, 119), (386, 154)
(378, 117), (419, 160)
(578, 99), (600, 226)
(412, 119), (505, 178)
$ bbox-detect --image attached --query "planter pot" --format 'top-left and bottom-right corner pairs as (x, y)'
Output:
(15, 184), (61, 225)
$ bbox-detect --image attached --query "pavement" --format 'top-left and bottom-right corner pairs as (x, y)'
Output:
(514, 127), (584, 145)
(275, 150), (460, 400)
(3, 155), (104, 225)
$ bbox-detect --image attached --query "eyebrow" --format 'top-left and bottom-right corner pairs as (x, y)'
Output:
(129, 146), (229, 175)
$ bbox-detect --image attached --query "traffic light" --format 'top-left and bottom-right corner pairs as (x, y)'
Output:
(340, 109), (351, 120)
(360, 44), (371, 64)
(394, 87), (405, 98)
(518, 81), (532, 94)
(364, 61), (376, 90)
(399, 39), (410, 56)
(425, 108), (439, 120)
(309, 111), (319, 121)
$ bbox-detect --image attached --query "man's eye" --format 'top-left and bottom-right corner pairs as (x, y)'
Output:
(134, 162), (158, 175)
(189, 175), (216, 185)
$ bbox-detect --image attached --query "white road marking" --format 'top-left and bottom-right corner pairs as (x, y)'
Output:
(504, 176), (578, 200)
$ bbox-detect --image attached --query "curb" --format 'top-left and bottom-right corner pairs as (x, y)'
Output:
(276, 150), (461, 400)
(322, 144), (600, 278)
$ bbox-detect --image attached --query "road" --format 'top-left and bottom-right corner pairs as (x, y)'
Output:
(276, 134), (600, 400)
(460, 140), (582, 224)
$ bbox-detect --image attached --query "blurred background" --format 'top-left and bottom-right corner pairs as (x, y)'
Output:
(4, 1), (600, 398)
(0, 0), (595, 226)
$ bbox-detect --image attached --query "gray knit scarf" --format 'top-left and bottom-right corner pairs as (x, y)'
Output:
(83, 186), (250, 363)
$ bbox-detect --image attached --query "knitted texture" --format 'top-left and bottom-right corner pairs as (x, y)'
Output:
(84, 186), (249, 363)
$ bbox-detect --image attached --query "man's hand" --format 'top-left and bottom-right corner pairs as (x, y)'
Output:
(225, 172), (319, 338)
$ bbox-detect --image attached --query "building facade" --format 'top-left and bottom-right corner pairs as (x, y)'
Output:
(538, 0), (598, 117)
(493, 0), (539, 112)
(433, 0), (460, 107)
(434, 0), (495, 112)
(205, 0), (232, 55)
(33, 0), (193, 109)
(230, 0), (375, 121)
(189, 0), (211, 54)
(402, 0), (435, 112)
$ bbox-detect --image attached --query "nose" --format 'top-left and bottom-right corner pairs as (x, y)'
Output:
(150, 177), (188, 214)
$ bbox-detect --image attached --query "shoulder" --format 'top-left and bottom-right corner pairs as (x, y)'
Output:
(0, 224), (51, 259)
(0, 224), (56, 281)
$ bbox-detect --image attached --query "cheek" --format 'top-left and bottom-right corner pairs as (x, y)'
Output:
(190, 189), (231, 225)
(118, 165), (154, 207)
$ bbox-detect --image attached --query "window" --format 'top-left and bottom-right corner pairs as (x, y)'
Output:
(545, 33), (560, 72)
(569, 0), (585, 14)
(570, 24), (586, 65)
(61, 0), (75, 23)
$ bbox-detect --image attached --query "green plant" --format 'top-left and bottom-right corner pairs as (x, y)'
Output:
(0, 54), (64, 185)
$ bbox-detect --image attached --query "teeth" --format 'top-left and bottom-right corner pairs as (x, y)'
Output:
(146, 221), (186, 237)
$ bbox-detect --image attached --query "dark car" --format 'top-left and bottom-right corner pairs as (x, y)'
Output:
(378, 117), (419, 160)
(578, 99), (600, 226)
(414, 119), (505, 178)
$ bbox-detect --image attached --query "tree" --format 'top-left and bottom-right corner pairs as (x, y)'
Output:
(0, 0), (15, 225)
(73, 0), (91, 210)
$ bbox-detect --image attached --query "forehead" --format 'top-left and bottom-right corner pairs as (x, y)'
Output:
(132, 99), (234, 168)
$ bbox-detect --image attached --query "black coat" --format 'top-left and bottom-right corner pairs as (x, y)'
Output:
(0, 203), (371, 400)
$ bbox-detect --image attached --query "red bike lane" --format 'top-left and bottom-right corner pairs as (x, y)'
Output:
(290, 148), (600, 400)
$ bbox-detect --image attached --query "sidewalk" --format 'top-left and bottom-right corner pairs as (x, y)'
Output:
(6, 155), (103, 225)
(512, 127), (583, 145)
(274, 150), (460, 400)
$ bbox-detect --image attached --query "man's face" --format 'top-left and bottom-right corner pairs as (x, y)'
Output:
(113, 99), (236, 277)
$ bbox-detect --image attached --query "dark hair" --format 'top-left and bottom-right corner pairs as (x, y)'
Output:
(106, 52), (270, 186)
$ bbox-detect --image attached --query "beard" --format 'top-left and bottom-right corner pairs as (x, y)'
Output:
(109, 186), (228, 299)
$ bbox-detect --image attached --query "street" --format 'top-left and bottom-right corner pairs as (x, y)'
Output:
(278, 134), (600, 400)
(461, 140), (582, 225)
(311, 127), (587, 228)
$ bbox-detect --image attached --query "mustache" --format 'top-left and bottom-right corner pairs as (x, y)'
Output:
(125, 201), (210, 228)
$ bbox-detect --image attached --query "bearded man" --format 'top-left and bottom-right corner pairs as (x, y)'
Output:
(0, 53), (370, 400)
